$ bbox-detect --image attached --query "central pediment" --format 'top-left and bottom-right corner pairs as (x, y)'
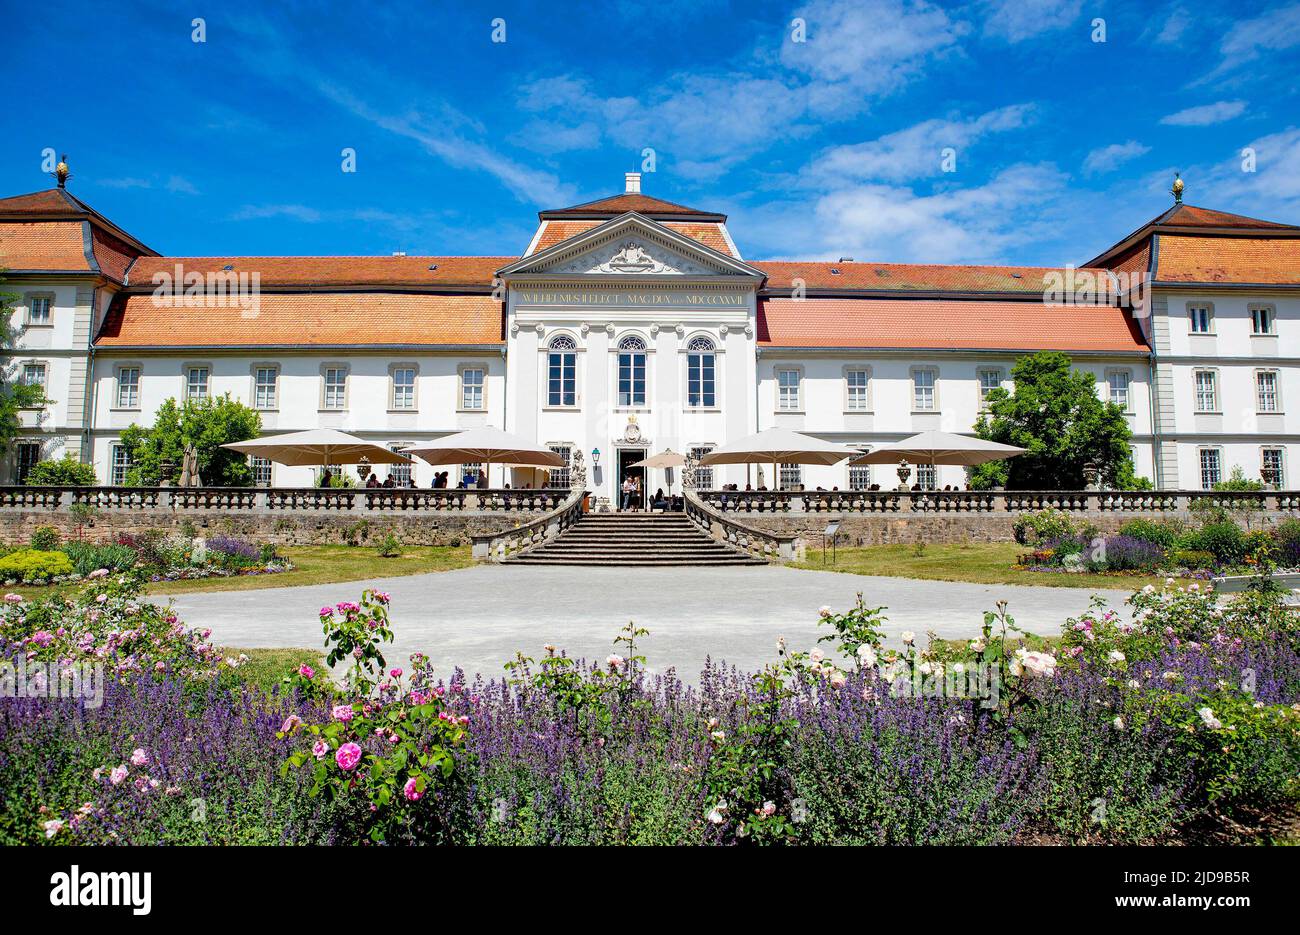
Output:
(499, 212), (763, 281)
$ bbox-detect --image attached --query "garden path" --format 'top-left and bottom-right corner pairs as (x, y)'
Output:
(168, 564), (1134, 682)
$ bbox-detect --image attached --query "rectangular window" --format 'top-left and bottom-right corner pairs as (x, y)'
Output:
(1257, 370), (1280, 412)
(323, 368), (347, 410)
(687, 352), (716, 408)
(1199, 448), (1221, 490)
(777, 369), (801, 411)
(689, 445), (715, 489)
(846, 369), (869, 411)
(117, 367), (140, 408)
(392, 367), (416, 410)
(21, 363), (46, 390)
(16, 442), (40, 484)
(778, 462), (802, 491)
(1194, 370), (1218, 412)
(1188, 305), (1212, 334)
(548, 351), (576, 407)
(461, 368), (485, 410)
(548, 445), (572, 489)
(388, 445), (412, 485)
(618, 352), (646, 407)
(978, 369), (1002, 406)
(254, 367), (278, 410)
(185, 366), (209, 400)
(916, 464), (937, 490)
(111, 444), (133, 486)
(251, 456), (272, 487)
(1262, 448), (1285, 487)
(1108, 370), (1131, 410)
(848, 464), (872, 490)
(27, 296), (51, 325)
(913, 369), (936, 410)
(1251, 306), (1275, 335)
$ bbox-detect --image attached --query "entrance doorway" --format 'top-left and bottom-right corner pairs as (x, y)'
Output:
(617, 447), (646, 510)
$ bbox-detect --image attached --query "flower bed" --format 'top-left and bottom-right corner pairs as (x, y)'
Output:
(1, 573), (1297, 846)
(0, 526), (292, 587)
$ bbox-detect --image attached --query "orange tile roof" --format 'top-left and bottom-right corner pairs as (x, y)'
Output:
(1156, 235), (1300, 284)
(532, 220), (736, 256)
(1159, 204), (1297, 230)
(758, 297), (1147, 352)
(0, 188), (156, 260)
(0, 220), (93, 271)
(755, 261), (1081, 294)
(95, 292), (504, 348)
(124, 255), (511, 289)
(540, 192), (721, 220)
(0, 189), (79, 215)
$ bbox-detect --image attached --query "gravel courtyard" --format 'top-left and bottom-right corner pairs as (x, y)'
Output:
(168, 564), (1133, 681)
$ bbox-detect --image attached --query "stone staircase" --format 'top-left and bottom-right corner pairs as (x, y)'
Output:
(505, 511), (768, 566)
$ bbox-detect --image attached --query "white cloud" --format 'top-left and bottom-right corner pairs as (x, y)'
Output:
(98, 177), (152, 190)
(739, 163), (1071, 264)
(1153, 8), (1190, 44)
(230, 204), (324, 223)
(801, 104), (1034, 186)
(780, 0), (967, 90)
(1159, 100), (1247, 126)
(1082, 141), (1151, 175)
(1197, 3), (1300, 82)
(1180, 126), (1300, 221)
(980, 0), (1084, 42)
(165, 176), (199, 195)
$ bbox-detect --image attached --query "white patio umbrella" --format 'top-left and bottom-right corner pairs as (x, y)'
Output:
(699, 428), (858, 491)
(629, 449), (687, 495)
(850, 431), (1026, 467)
(222, 429), (411, 478)
(850, 430), (1025, 487)
(401, 426), (564, 489)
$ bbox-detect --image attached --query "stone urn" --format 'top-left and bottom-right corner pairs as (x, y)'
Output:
(896, 460), (912, 490)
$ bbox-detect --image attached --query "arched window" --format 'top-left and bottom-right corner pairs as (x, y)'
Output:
(686, 337), (716, 408)
(548, 335), (577, 406)
(617, 335), (647, 407)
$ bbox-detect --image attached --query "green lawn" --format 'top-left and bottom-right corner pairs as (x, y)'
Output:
(794, 541), (1164, 591)
(222, 647), (325, 694)
(5, 544), (474, 602)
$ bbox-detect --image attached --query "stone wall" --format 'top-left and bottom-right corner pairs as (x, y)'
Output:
(0, 509), (543, 549)
(735, 510), (1296, 550)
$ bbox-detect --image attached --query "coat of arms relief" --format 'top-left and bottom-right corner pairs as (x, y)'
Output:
(554, 239), (711, 276)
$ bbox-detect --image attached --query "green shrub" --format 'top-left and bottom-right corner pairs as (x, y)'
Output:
(0, 549), (74, 582)
(1184, 521), (1246, 564)
(1013, 509), (1096, 546)
(23, 455), (99, 486)
(60, 541), (138, 576)
(29, 525), (60, 551)
(1117, 518), (1182, 550)
(1171, 549), (1216, 570)
(377, 531), (401, 558)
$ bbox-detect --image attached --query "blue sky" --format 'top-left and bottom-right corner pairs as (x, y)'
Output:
(4, 0), (1299, 266)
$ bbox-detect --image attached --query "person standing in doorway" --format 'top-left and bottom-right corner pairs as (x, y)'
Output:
(621, 475), (633, 511)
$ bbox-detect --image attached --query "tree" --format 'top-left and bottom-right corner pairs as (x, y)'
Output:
(970, 351), (1144, 490)
(25, 454), (98, 486)
(120, 394), (261, 486)
(0, 274), (46, 457)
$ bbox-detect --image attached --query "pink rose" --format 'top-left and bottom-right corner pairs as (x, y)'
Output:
(312, 740), (330, 759)
(280, 715), (303, 734)
(109, 765), (128, 785)
(331, 704), (354, 722)
(403, 776), (422, 801)
(335, 742), (362, 771)
(389, 667), (402, 678)
(129, 748), (149, 767)
(298, 664), (315, 680)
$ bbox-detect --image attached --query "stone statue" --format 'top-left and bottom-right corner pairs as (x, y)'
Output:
(683, 451), (699, 491)
(569, 449), (587, 490)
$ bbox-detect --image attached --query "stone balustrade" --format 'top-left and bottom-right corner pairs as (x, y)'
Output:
(685, 490), (798, 562)
(0, 485), (572, 516)
(471, 490), (587, 562)
(695, 488), (1300, 515)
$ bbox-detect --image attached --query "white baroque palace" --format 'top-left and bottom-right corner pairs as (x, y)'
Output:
(3, 169), (1299, 504)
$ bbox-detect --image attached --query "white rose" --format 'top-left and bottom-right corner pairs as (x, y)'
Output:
(1108, 650), (1126, 663)
(1112, 716), (1125, 730)
(901, 631), (916, 645)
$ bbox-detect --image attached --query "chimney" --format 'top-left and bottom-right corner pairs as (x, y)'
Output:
(624, 172), (641, 194)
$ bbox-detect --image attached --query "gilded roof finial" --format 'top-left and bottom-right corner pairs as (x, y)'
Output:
(1170, 171), (1184, 204)
(54, 154), (70, 189)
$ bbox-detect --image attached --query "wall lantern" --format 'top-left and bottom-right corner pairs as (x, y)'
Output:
(591, 447), (601, 467)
